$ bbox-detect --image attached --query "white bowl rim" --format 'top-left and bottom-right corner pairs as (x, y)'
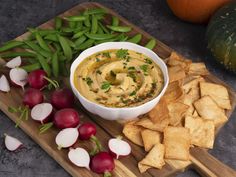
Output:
(70, 42), (169, 111)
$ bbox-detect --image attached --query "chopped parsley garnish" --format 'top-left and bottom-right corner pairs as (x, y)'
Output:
(129, 91), (136, 96)
(126, 56), (131, 62)
(102, 52), (111, 58)
(84, 77), (93, 86)
(127, 72), (137, 82)
(136, 52), (142, 55)
(96, 70), (102, 74)
(95, 53), (101, 57)
(116, 49), (128, 59)
(144, 58), (152, 64)
(101, 81), (111, 90)
(140, 64), (149, 73)
(128, 66), (135, 70)
(96, 58), (100, 62)
(110, 70), (116, 77)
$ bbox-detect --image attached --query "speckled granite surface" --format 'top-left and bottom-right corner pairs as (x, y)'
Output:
(0, 0), (235, 177)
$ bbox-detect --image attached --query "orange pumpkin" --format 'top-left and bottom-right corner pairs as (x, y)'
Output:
(166, 0), (231, 23)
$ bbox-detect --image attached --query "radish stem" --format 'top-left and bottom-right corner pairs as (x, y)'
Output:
(90, 135), (103, 156)
(39, 122), (53, 134)
(43, 76), (59, 90)
(104, 171), (112, 177)
(8, 106), (29, 128)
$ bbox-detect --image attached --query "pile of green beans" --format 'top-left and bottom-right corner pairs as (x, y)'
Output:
(0, 8), (156, 78)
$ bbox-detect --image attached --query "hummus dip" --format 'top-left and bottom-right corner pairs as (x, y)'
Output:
(74, 49), (164, 107)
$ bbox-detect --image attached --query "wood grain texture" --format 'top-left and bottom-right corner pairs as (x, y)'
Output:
(0, 2), (235, 177)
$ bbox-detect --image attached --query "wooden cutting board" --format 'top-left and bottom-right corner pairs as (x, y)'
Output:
(0, 2), (236, 177)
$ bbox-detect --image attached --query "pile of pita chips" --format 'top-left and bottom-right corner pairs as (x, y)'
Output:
(122, 51), (232, 173)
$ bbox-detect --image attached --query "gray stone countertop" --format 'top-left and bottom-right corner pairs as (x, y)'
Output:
(0, 0), (235, 177)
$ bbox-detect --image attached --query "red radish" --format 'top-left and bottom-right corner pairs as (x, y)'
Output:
(53, 108), (80, 129)
(78, 123), (97, 140)
(0, 75), (10, 92)
(68, 147), (90, 169)
(51, 88), (74, 109)
(4, 133), (23, 151)
(90, 152), (115, 176)
(5, 56), (21, 68)
(9, 68), (28, 89)
(28, 69), (48, 89)
(23, 88), (44, 108)
(55, 128), (79, 149)
(108, 137), (131, 159)
(31, 103), (53, 124)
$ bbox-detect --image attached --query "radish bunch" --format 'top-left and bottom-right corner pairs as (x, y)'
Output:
(2, 65), (132, 176)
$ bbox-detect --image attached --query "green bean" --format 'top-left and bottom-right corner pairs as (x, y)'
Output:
(72, 29), (89, 39)
(74, 35), (87, 47)
(24, 40), (51, 58)
(0, 40), (24, 52)
(127, 34), (142, 44)
(98, 22), (109, 34)
(64, 15), (86, 22)
(44, 34), (58, 42)
(84, 8), (106, 15)
(68, 21), (77, 28)
(58, 52), (67, 61)
(85, 33), (116, 40)
(35, 32), (51, 52)
(115, 33), (128, 41)
(29, 28), (57, 37)
(84, 15), (91, 27)
(97, 26), (104, 34)
(21, 63), (41, 72)
(61, 27), (74, 33)
(107, 25), (132, 33)
(76, 21), (83, 30)
(55, 17), (62, 30)
(37, 54), (51, 76)
(57, 34), (72, 61)
(76, 39), (94, 50)
(119, 35), (129, 41)
(94, 38), (115, 45)
(145, 39), (156, 50)
(52, 52), (59, 77)
(0, 51), (36, 58)
(66, 38), (76, 48)
(95, 14), (105, 20)
(112, 16), (119, 26)
(52, 42), (62, 52)
(91, 15), (98, 34)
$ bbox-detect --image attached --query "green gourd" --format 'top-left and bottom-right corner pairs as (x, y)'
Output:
(206, 2), (236, 73)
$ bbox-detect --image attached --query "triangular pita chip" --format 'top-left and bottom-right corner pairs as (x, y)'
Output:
(123, 121), (144, 146)
(200, 82), (231, 109)
(141, 129), (162, 151)
(193, 96), (228, 127)
(138, 144), (165, 173)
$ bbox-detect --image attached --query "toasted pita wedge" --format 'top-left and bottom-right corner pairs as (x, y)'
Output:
(164, 127), (191, 160)
(149, 98), (169, 124)
(167, 52), (192, 72)
(135, 116), (169, 132)
(138, 144), (165, 173)
(188, 62), (209, 75)
(168, 66), (186, 83)
(200, 82), (231, 109)
(183, 77), (205, 93)
(182, 88), (200, 116)
(192, 110), (199, 117)
(185, 116), (215, 149)
(163, 81), (184, 103)
(168, 102), (189, 126)
(141, 129), (162, 151)
(193, 96), (228, 127)
(123, 121), (144, 146)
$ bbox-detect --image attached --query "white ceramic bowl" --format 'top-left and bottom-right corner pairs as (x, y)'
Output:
(70, 42), (169, 120)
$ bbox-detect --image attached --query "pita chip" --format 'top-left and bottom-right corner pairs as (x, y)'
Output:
(141, 129), (162, 151)
(193, 96), (228, 127)
(138, 144), (165, 173)
(185, 116), (215, 149)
